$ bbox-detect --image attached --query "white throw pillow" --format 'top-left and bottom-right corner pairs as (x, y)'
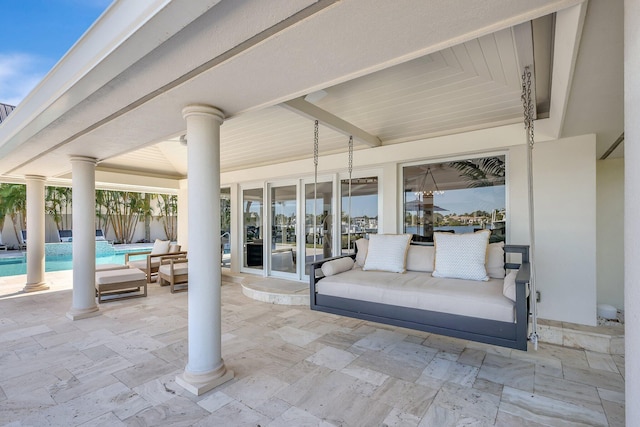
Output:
(363, 234), (412, 273)
(150, 239), (171, 255)
(355, 238), (369, 267)
(406, 245), (435, 272)
(486, 241), (505, 279)
(321, 257), (355, 276)
(432, 230), (490, 281)
(503, 270), (518, 301)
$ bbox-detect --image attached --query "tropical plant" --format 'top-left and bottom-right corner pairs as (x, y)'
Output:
(157, 193), (178, 241)
(0, 183), (26, 243)
(100, 191), (147, 244)
(45, 186), (72, 230)
(95, 189), (112, 238)
(447, 156), (505, 188)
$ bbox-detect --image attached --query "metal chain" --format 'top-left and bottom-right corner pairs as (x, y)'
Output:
(347, 136), (353, 254)
(313, 120), (319, 262)
(521, 65), (539, 349)
(521, 66), (535, 149)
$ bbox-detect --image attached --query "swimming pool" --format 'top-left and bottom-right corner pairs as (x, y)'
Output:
(0, 247), (153, 277)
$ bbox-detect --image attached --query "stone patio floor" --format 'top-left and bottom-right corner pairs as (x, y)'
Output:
(0, 270), (625, 426)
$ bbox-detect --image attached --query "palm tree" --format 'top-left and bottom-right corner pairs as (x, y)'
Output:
(45, 186), (72, 230)
(157, 194), (178, 241)
(0, 184), (26, 244)
(447, 156), (505, 188)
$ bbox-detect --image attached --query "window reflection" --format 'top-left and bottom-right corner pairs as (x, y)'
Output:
(341, 177), (378, 254)
(403, 156), (506, 243)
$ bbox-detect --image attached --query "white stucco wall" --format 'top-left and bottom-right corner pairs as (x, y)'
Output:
(526, 135), (597, 326)
(596, 158), (624, 310)
(222, 126), (598, 326)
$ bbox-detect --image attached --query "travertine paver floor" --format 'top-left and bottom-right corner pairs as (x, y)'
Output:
(0, 271), (625, 426)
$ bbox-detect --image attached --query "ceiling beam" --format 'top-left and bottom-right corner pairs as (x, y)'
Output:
(282, 98), (382, 147)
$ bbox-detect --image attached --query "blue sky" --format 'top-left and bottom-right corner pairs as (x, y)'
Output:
(0, 0), (111, 106)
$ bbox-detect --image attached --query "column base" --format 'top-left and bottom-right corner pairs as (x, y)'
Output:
(66, 306), (100, 321)
(176, 362), (234, 396)
(23, 282), (50, 293)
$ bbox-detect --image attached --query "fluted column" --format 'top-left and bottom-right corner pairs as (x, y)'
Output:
(176, 104), (233, 395)
(23, 175), (48, 292)
(66, 156), (99, 320)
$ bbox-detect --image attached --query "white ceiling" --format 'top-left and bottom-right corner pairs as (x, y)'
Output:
(99, 26), (528, 179)
(0, 0), (622, 189)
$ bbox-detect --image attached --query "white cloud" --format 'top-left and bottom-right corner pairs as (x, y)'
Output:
(0, 53), (48, 106)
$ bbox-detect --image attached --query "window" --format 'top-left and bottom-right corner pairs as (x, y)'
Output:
(341, 176), (378, 254)
(403, 155), (506, 243)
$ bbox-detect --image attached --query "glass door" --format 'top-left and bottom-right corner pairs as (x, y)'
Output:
(242, 187), (264, 271)
(220, 187), (231, 268)
(304, 180), (333, 275)
(270, 184), (297, 276)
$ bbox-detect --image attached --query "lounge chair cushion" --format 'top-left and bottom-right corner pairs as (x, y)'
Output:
(169, 244), (181, 253)
(151, 239), (171, 255)
(159, 262), (188, 276)
(96, 268), (146, 285)
(96, 264), (129, 272)
(128, 259), (161, 270)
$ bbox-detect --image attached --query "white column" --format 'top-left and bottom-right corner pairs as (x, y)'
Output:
(176, 105), (233, 395)
(177, 179), (189, 251)
(66, 156), (99, 320)
(625, 0), (639, 423)
(23, 175), (48, 292)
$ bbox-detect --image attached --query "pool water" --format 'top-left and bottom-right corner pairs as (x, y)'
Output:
(0, 251), (152, 277)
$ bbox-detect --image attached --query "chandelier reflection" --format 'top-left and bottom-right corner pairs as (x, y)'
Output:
(415, 167), (444, 197)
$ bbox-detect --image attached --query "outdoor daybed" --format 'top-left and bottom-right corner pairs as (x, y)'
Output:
(310, 232), (530, 351)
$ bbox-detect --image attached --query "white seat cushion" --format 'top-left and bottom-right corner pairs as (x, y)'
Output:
(96, 264), (129, 272)
(150, 239), (171, 255)
(128, 259), (161, 270)
(406, 245), (435, 272)
(159, 263), (188, 276)
(317, 269), (515, 323)
(96, 268), (145, 285)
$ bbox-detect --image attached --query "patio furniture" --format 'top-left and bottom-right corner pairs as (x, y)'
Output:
(158, 254), (188, 293)
(95, 229), (107, 241)
(59, 229), (73, 242)
(125, 240), (181, 283)
(96, 263), (130, 272)
(95, 267), (147, 303)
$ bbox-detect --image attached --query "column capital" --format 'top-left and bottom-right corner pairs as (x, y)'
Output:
(182, 104), (225, 122)
(69, 155), (98, 165)
(24, 175), (46, 182)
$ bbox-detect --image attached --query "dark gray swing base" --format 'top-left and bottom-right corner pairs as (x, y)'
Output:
(309, 244), (530, 351)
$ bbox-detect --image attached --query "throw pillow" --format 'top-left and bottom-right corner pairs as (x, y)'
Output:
(503, 270), (518, 301)
(355, 238), (369, 267)
(150, 239), (171, 255)
(363, 234), (412, 273)
(432, 230), (490, 281)
(321, 257), (355, 276)
(405, 245), (435, 272)
(486, 241), (505, 279)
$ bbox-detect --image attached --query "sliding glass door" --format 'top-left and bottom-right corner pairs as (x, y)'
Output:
(242, 187), (263, 270)
(270, 184), (297, 276)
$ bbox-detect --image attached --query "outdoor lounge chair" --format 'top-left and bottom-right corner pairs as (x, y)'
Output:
(125, 239), (181, 283)
(158, 253), (188, 293)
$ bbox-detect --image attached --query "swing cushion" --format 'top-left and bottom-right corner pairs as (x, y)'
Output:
(321, 257), (355, 276)
(355, 238), (368, 267)
(363, 234), (412, 273)
(433, 230), (490, 281)
(486, 242), (506, 279)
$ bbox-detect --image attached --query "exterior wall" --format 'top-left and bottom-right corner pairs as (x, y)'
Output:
(596, 158), (624, 310)
(222, 126), (599, 326)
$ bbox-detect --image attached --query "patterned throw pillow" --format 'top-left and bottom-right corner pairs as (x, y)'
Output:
(432, 230), (490, 281)
(363, 234), (412, 273)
